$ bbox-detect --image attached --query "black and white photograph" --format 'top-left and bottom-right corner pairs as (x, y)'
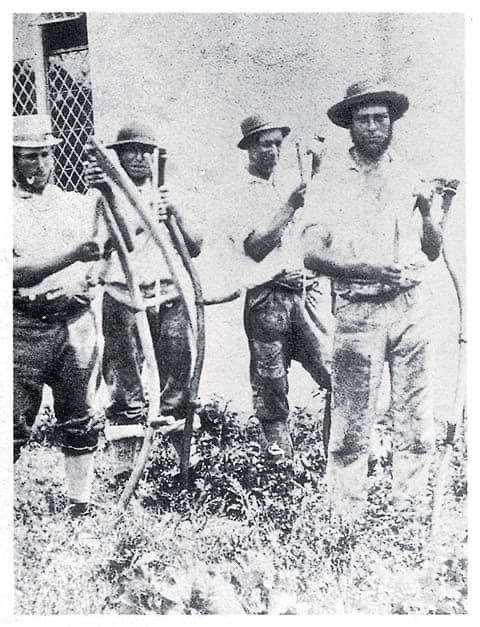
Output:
(8, 6), (469, 617)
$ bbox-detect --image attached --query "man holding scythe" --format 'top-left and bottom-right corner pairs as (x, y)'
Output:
(303, 81), (447, 520)
(86, 122), (203, 484)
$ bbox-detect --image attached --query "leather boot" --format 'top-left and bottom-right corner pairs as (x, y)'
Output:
(261, 420), (293, 459)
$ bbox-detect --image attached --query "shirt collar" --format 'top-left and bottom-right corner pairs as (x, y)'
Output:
(348, 146), (394, 172)
(137, 179), (153, 193)
(14, 182), (54, 200)
(244, 165), (276, 186)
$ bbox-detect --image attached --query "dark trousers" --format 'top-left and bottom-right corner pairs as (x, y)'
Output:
(13, 307), (101, 460)
(102, 291), (192, 426)
(244, 283), (332, 430)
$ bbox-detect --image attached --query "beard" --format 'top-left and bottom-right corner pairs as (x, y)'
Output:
(350, 125), (393, 160)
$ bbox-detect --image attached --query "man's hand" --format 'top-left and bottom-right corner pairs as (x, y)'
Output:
(102, 237), (116, 259)
(287, 182), (307, 211)
(157, 184), (173, 221)
(361, 262), (403, 285)
(84, 152), (107, 188)
(413, 180), (435, 218)
(75, 241), (102, 263)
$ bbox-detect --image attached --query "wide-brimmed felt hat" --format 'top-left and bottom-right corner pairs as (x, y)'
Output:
(106, 122), (159, 149)
(238, 114), (290, 149)
(327, 81), (409, 129)
(13, 114), (62, 148)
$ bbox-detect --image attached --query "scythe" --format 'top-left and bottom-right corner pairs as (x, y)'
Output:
(90, 138), (205, 507)
(430, 179), (464, 537)
(92, 180), (161, 512)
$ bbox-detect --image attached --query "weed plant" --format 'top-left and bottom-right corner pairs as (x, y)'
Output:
(14, 396), (467, 614)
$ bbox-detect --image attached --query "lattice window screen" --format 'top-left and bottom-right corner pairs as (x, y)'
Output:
(47, 48), (94, 193)
(13, 60), (37, 116)
(32, 13), (83, 25)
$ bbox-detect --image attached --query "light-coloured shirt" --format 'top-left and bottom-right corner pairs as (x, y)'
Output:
(227, 166), (322, 290)
(100, 180), (197, 308)
(14, 183), (102, 301)
(302, 148), (426, 297)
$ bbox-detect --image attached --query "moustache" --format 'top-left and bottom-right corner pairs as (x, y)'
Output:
(363, 135), (387, 142)
(28, 170), (48, 182)
(129, 163), (150, 169)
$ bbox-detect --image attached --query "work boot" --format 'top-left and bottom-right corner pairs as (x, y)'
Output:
(261, 420), (293, 459)
(66, 499), (91, 518)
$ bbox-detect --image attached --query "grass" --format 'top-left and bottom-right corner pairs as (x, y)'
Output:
(14, 396), (467, 614)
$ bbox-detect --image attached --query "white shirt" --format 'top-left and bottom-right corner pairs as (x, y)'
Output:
(100, 180), (196, 307)
(226, 166), (320, 290)
(302, 148), (427, 294)
(14, 183), (102, 301)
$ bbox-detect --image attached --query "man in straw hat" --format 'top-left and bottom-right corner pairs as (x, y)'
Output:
(13, 114), (107, 517)
(303, 81), (443, 519)
(86, 121), (203, 484)
(228, 114), (332, 460)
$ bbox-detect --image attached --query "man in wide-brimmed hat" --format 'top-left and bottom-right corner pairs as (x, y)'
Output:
(228, 114), (332, 460)
(13, 114), (106, 517)
(303, 81), (443, 519)
(86, 121), (203, 482)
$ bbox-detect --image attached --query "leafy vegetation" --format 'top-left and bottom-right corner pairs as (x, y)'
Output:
(14, 396), (467, 614)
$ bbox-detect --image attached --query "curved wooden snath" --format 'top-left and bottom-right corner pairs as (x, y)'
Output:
(93, 182), (161, 512)
(90, 139), (195, 336)
(91, 138), (205, 501)
(431, 179), (464, 538)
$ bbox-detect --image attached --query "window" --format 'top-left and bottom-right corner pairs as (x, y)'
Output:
(13, 13), (95, 193)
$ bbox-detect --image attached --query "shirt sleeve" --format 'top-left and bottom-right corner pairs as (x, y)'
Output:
(168, 184), (205, 241)
(300, 177), (333, 247)
(220, 182), (256, 248)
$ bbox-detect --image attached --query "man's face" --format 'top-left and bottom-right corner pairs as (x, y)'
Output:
(248, 128), (284, 177)
(14, 146), (54, 192)
(116, 143), (154, 184)
(350, 103), (392, 160)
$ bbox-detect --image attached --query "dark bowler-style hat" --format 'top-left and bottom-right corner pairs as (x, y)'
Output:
(238, 114), (290, 149)
(106, 122), (160, 149)
(327, 81), (409, 129)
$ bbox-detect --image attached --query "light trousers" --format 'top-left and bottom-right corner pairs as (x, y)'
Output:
(327, 286), (435, 519)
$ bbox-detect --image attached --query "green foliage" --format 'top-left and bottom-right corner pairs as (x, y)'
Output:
(14, 398), (467, 614)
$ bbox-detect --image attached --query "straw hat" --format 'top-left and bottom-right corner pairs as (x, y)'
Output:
(13, 114), (62, 148)
(327, 81), (409, 129)
(238, 114), (290, 149)
(106, 122), (160, 149)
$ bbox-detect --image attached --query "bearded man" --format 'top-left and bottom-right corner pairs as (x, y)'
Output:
(303, 82), (443, 519)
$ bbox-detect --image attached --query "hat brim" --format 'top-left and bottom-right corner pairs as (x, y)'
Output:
(327, 90), (409, 128)
(13, 136), (62, 148)
(106, 138), (158, 149)
(238, 124), (291, 149)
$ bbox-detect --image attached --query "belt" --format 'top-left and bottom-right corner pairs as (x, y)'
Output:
(14, 296), (91, 322)
(270, 276), (319, 293)
(337, 285), (415, 304)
